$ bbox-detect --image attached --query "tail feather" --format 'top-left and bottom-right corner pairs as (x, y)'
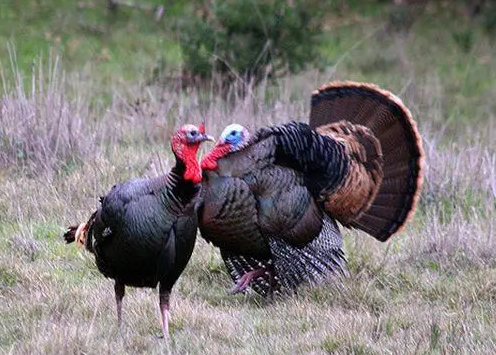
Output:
(63, 226), (79, 244)
(382, 162), (413, 178)
(63, 211), (97, 249)
(310, 81), (424, 241)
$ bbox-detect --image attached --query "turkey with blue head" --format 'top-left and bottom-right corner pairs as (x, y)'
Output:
(199, 82), (424, 296)
(63, 123), (213, 336)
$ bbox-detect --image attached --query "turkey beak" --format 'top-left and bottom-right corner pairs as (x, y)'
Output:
(200, 133), (215, 143)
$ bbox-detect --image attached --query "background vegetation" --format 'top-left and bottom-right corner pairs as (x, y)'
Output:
(1, 0), (496, 354)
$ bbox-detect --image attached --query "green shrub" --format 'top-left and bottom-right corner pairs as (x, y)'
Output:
(177, 0), (327, 87)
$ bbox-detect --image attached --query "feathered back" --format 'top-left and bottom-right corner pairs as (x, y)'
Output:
(309, 81), (424, 241)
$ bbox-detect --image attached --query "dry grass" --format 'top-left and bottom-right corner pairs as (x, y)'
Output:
(1, 37), (496, 354)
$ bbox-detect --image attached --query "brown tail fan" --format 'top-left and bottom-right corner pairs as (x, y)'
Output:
(309, 81), (424, 242)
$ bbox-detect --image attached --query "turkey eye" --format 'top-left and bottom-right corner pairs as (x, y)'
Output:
(230, 131), (237, 136)
(189, 131), (198, 138)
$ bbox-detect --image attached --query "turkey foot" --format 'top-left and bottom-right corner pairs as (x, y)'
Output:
(230, 268), (267, 294)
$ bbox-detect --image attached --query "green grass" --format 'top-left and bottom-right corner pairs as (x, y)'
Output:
(1, 1), (496, 354)
(0, 0), (184, 88)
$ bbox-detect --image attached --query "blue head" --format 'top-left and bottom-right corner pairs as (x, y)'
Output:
(219, 124), (250, 151)
(201, 123), (251, 171)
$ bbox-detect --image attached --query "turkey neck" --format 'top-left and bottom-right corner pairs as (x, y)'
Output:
(158, 154), (200, 209)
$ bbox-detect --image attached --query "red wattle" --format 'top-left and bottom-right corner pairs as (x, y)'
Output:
(201, 144), (231, 171)
(181, 144), (203, 184)
(184, 165), (202, 184)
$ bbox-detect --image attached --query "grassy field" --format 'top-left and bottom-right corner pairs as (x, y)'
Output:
(1, 1), (496, 354)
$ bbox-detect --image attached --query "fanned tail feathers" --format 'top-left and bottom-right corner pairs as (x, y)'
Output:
(310, 81), (424, 241)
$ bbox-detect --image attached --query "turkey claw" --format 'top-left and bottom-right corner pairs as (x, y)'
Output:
(229, 268), (267, 294)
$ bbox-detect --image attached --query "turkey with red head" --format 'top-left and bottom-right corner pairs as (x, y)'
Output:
(199, 82), (424, 296)
(63, 123), (213, 336)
